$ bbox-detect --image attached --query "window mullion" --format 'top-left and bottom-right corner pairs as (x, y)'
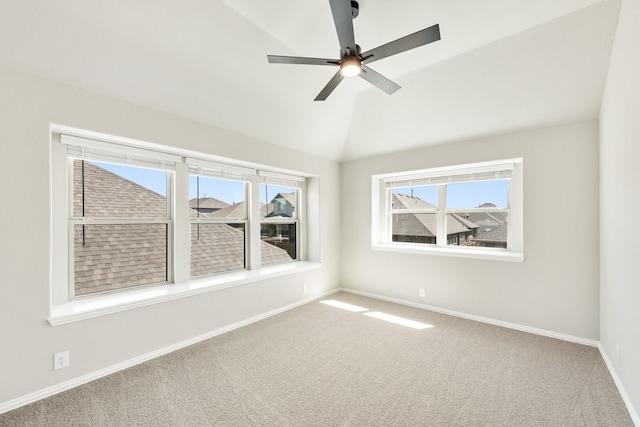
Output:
(69, 218), (171, 225)
(389, 208), (437, 215)
(507, 178), (513, 251)
(192, 218), (248, 224)
(247, 175), (261, 270)
(437, 185), (446, 247)
(297, 184), (306, 261)
(172, 161), (190, 284)
(386, 188), (392, 244)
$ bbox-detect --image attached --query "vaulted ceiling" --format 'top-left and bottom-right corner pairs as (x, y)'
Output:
(0, 0), (621, 161)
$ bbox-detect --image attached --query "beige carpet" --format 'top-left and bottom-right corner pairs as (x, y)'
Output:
(0, 292), (633, 426)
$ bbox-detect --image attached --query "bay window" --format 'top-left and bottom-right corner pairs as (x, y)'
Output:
(51, 130), (311, 323)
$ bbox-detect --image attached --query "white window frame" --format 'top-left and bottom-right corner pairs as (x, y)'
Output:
(50, 128), (316, 326)
(258, 171), (304, 267)
(68, 201), (174, 297)
(372, 159), (525, 262)
(187, 164), (251, 277)
(63, 135), (178, 298)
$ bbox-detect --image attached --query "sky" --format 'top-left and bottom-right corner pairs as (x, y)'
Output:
(394, 179), (509, 208)
(96, 161), (505, 208)
(97, 162), (294, 205)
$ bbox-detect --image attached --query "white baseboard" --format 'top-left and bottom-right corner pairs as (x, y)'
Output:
(6, 287), (636, 425)
(339, 287), (599, 347)
(598, 344), (640, 426)
(0, 288), (340, 416)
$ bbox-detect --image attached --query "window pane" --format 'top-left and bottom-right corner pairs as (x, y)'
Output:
(73, 160), (167, 218)
(191, 223), (245, 277)
(74, 224), (167, 296)
(261, 184), (296, 219)
(392, 213), (437, 244)
(446, 180), (508, 209)
(189, 176), (245, 219)
(391, 186), (438, 209)
(261, 223), (297, 265)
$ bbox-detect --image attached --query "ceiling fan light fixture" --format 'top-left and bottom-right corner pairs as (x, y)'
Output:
(340, 57), (361, 77)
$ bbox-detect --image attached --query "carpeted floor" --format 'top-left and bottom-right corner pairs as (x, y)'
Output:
(0, 292), (634, 426)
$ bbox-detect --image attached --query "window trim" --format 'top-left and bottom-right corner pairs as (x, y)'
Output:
(50, 126), (315, 325)
(372, 158), (524, 262)
(49, 261), (322, 326)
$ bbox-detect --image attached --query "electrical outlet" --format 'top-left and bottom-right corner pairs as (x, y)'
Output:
(303, 284), (308, 293)
(54, 351), (69, 370)
(616, 345), (620, 364)
(419, 288), (426, 297)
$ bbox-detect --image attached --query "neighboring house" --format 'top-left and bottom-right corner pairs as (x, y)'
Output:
(265, 192), (295, 218)
(457, 203), (508, 248)
(199, 200), (273, 220)
(262, 192), (297, 259)
(194, 195), (297, 259)
(192, 198), (297, 264)
(73, 161), (292, 296)
(470, 223), (509, 249)
(189, 197), (229, 214)
(389, 193), (509, 248)
(391, 193), (478, 245)
(458, 203), (507, 234)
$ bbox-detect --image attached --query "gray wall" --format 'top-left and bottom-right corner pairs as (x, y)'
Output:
(0, 66), (341, 405)
(600, 0), (640, 418)
(341, 121), (600, 340)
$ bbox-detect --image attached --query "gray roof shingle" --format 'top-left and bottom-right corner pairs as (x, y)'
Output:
(392, 193), (436, 210)
(391, 193), (479, 238)
(472, 223), (509, 242)
(189, 197), (230, 210)
(73, 160), (167, 218)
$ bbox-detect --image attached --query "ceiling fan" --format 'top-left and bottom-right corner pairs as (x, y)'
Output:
(267, 0), (441, 101)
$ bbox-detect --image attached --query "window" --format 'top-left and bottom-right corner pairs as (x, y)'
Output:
(373, 159), (524, 261)
(52, 132), (309, 313)
(67, 142), (176, 297)
(260, 180), (300, 266)
(188, 173), (248, 277)
(72, 160), (171, 296)
(445, 180), (509, 249)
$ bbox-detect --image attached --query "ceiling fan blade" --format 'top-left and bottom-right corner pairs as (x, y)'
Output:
(314, 70), (344, 101)
(361, 24), (441, 64)
(267, 55), (340, 66)
(359, 65), (401, 95)
(329, 0), (357, 56)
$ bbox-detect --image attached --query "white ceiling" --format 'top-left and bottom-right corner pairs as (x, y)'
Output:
(0, 0), (621, 161)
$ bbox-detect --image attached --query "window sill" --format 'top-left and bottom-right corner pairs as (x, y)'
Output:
(372, 243), (525, 263)
(49, 261), (321, 326)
